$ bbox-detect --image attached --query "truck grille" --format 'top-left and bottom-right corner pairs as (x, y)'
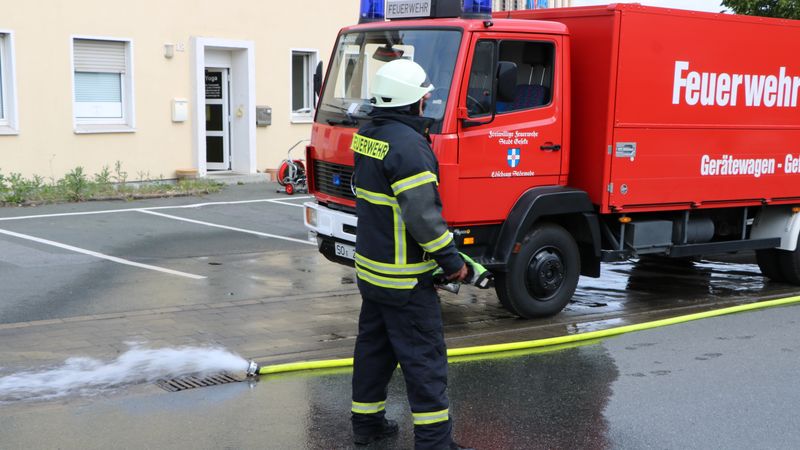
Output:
(314, 160), (355, 201)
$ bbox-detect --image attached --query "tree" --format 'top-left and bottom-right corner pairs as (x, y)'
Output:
(721, 0), (800, 19)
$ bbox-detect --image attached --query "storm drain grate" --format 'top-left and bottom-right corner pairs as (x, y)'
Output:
(157, 372), (242, 392)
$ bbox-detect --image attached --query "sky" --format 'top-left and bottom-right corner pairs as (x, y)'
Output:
(570, 0), (729, 13)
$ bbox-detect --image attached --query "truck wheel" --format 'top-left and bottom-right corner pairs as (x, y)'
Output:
(494, 273), (520, 316)
(495, 223), (580, 318)
(755, 249), (785, 282)
(779, 234), (800, 284)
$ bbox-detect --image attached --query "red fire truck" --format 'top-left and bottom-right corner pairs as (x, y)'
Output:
(304, 1), (800, 318)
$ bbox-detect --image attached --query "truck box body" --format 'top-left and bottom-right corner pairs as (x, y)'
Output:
(509, 5), (800, 214)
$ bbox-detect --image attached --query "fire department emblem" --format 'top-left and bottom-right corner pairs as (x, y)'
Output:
(507, 148), (521, 168)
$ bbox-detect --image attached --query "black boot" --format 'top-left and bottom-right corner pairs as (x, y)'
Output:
(450, 443), (475, 450)
(353, 419), (399, 445)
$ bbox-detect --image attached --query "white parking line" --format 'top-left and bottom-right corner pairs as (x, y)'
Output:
(0, 228), (206, 280)
(0, 197), (313, 222)
(137, 210), (315, 246)
(266, 199), (305, 208)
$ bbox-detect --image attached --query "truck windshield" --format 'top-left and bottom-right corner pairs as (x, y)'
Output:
(316, 28), (462, 131)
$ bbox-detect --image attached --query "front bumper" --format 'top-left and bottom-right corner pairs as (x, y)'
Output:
(304, 202), (357, 266)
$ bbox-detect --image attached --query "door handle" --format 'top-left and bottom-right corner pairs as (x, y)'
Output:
(540, 143), (561, 151)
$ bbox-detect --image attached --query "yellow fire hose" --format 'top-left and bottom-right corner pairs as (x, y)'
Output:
(254, 295), (800, 377)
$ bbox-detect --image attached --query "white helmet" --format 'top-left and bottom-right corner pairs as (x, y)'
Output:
(370, 59), (434, 108)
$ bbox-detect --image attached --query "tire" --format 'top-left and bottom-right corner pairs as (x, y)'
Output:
(495, 223), (580, 318)
(779, 231), (800, 284)
(494, 272), (521, 316)
(285, 183), (295, 195)
(756, 249), (785, 282)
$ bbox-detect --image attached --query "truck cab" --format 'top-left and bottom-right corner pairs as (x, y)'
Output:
(305, 3), (592, 317)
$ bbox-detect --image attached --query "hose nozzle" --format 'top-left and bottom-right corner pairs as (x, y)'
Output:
(245, 360), (260, 377)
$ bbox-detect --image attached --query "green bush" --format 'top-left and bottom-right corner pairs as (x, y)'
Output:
(94, 165), (112, 186)
(0, 164), (225, 207)
(1, 172), (42, 205)
(60, 167), (89, 201)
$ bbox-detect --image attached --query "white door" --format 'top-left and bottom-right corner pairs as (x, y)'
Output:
(205, 68), (230, 170)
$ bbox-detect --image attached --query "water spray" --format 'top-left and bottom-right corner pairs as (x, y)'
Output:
(0, 344), (253, 402)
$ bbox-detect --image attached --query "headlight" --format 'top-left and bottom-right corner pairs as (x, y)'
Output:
(305, 206), (318, 227)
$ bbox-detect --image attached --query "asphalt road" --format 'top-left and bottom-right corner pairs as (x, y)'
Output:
(2, 183), (800, 448)
(1, 302), (798, 449)
(1, 183), (797, 327)
(0, 185), (324, 323)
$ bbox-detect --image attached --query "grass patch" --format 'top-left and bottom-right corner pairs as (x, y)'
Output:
(0, 163), (224, 207)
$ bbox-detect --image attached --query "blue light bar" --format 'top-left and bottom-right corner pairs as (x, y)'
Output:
(359, 0), (386, 23)
(463, 0), (492, 17)
(527, 0), (549, 8)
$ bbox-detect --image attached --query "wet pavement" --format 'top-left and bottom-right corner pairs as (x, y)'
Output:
(2, 183), (800, 448)
(1, 183), (797, 329)
(0, 188), (320, 324)
(2, 303), (799, 449)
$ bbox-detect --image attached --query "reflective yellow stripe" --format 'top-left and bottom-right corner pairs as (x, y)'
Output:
(351, 134), (390, 160)
(356, 266), (418, 290)
(412, 409), (449, 425)
(356, 188), (398, 207)
(395, 211), (406, 265)
(420, 230), (453, 253)
(355, 253), (437, 275)
(352, 400), (386, 414)
(356, 188), (406, 265)
(391, 171), (438, 196)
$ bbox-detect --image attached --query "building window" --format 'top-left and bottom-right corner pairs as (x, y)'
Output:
(291, 49), (318, 123)
(0, 31), (18, 134)
(494, 0), (564, 10)
(72, 38), (134, 132)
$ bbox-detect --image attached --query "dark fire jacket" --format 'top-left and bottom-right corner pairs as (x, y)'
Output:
(351, 110), (463, 303)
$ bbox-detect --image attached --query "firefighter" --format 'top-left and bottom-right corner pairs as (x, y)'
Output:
(350, 58), (472, 450)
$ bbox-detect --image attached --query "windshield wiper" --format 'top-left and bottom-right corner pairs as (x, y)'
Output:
(322, 103), (360, 126)
(326, 116), (359, 126)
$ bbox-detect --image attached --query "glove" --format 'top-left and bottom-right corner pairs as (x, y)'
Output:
(433, 253), (493, 293)
(460, 253), (492, 289)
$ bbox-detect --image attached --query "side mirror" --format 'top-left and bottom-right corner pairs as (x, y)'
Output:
(496, 61), (517, 103)
(313, 61), (323, 97)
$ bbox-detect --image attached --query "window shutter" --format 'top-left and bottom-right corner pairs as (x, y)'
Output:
(74, 39), (126, 73)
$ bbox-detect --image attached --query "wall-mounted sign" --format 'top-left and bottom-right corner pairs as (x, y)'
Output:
(386, 0), (432, 19)
(205, 72), (222, 99)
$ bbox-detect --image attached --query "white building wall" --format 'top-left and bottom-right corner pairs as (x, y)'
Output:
(0, 0), (359, 180)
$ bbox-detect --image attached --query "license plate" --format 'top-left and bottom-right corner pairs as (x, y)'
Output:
(335, 242), (356, 260)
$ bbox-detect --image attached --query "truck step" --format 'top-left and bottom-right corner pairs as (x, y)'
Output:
(668, 238), (781, 258)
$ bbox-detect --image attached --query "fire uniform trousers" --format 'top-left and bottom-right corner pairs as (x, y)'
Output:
(350, 110), (464, 450)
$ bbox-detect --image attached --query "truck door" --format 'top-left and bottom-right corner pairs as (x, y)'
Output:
(456, 35), (564, 222)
